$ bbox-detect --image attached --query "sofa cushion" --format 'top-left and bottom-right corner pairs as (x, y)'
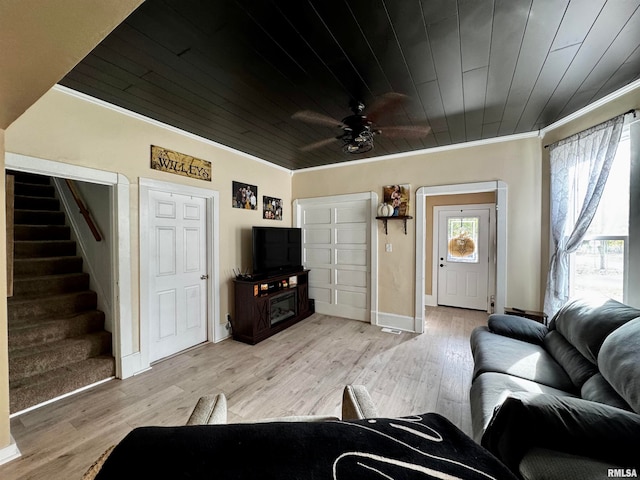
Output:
(543, 331), (598, 388)
(551, 298), (640, 364)
(581, 373), (631, 411)
(488, 314), (548, 344)
(481, 392), (640, 474)
(599, 317), (640, 414)
(469, 372), (576, 443)
(470, 326), (575, 392)
(93, 413), (518, 480)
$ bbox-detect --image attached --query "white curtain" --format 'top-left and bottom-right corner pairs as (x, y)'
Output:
(544, 115), (625, 317)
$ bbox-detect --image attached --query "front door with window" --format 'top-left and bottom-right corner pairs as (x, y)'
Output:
(148, 190), (208, 362)
(437, 208), (490, 310)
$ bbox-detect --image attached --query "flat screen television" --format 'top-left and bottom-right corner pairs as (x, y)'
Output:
(252, 226), (303, 277)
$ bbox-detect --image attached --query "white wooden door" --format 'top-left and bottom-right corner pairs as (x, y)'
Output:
(437, 208), (490, 310)
(149, 190), (208, 362)
(300, 199), (371, 321)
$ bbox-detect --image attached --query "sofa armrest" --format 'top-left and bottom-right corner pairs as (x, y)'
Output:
(186, 393), (228, 425)
(481, 392), (640, 472)
(488, 314), (548, 344)
(342, 385), (378, 420)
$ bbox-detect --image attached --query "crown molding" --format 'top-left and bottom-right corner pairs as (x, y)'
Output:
(292, 131), (540, 174)
(52, 84), (292, 174)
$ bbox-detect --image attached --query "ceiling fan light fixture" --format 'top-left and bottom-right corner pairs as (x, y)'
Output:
(343, 138), (373, 154)
(342, 125), (375, 154)
(353, 126), (373, 143)
(345, 143), (361, 153)
(293, 92), (428, 154)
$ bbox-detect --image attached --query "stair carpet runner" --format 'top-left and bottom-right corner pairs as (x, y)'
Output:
(8, 172), (115, 413)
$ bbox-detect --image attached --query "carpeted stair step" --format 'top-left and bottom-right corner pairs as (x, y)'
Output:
(9, 356), (115, 413)
(14, 195), (60, 211)
(9, 171), (51, 185)
(9, 331), (112, 383)
(8, 311), (106, 351)
(7, 171), (116, 414)
(12, 272), (90, 296)
(14, 209), (66, 225)
(13, 256), (83, 276)
(14, 182), (55, 198)
(8, 290), (97, 324)
(14, 239), (76, 258)
(14, 224), (71, 241)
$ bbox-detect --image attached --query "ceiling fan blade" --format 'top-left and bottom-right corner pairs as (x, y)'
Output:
(299, 137), (341, 151)
(377, 125), (432, 138)
(292, 110), (345, 128)
(366, 92), (408, 123)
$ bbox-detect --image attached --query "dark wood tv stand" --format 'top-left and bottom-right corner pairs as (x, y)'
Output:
(232, 270), (313, 344)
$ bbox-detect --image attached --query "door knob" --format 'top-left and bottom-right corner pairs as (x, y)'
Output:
(200, 274), (209, 280)
(439, 264), (445, 267)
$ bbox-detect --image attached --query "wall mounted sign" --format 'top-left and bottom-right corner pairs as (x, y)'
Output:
(150, 145), (211, 181)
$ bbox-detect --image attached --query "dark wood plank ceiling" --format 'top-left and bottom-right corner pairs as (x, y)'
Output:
(61, 0), (640, 170)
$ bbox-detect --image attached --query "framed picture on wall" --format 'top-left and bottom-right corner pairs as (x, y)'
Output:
(263, 196), (283, 220)
(232, 181), (258, 210)
(383, 184), (410, 216)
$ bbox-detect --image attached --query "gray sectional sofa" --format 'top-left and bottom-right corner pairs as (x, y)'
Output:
(470, 297), (640, 479)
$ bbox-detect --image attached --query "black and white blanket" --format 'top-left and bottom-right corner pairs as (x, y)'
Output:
(95, 413), (517, 479)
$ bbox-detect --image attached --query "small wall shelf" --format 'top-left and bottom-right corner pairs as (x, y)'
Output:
(376, 215), (413, 235)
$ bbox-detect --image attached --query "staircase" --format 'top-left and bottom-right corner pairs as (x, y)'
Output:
(7, 172), (115, 413)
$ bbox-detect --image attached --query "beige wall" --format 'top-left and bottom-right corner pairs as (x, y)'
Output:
(5, 88), (293, 354)
(292, 137), (543, 317)
(0, 129), (9, 449)
(425, 192), (496, 295)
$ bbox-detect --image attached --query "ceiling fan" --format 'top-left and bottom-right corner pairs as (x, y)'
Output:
(292, 93), (431, 154)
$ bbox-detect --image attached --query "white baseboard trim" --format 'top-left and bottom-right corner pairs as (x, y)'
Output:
(214, 329), (231, 343)
(0, 436), (21, 466)
(120, 352), (150, 379)
(315, 302), (369, 322)
(376, 312), (416, 332)
(424, 294), (437, 307)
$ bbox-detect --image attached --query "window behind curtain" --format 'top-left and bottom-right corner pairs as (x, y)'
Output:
(570, 123), (630, 301)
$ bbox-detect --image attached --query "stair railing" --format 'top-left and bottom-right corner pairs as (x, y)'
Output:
(65, 179), (102, 241)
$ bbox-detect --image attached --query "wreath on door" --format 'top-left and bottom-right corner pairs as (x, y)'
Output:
(448, 233), (475, 258)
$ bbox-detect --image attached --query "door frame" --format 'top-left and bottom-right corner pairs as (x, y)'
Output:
(433, 204), (495, 311)
(293, 192), (378, 325)
(415, 181), (507, 333)
(5, 152), (133, 378)
(139, 178), (220, 370)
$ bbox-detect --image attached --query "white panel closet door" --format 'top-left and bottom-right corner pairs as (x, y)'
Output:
(301, 199), (370, 321)
(149, 190), (207, 362)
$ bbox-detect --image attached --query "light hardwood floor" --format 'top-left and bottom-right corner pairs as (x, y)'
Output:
(0, 306), (487, 479)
